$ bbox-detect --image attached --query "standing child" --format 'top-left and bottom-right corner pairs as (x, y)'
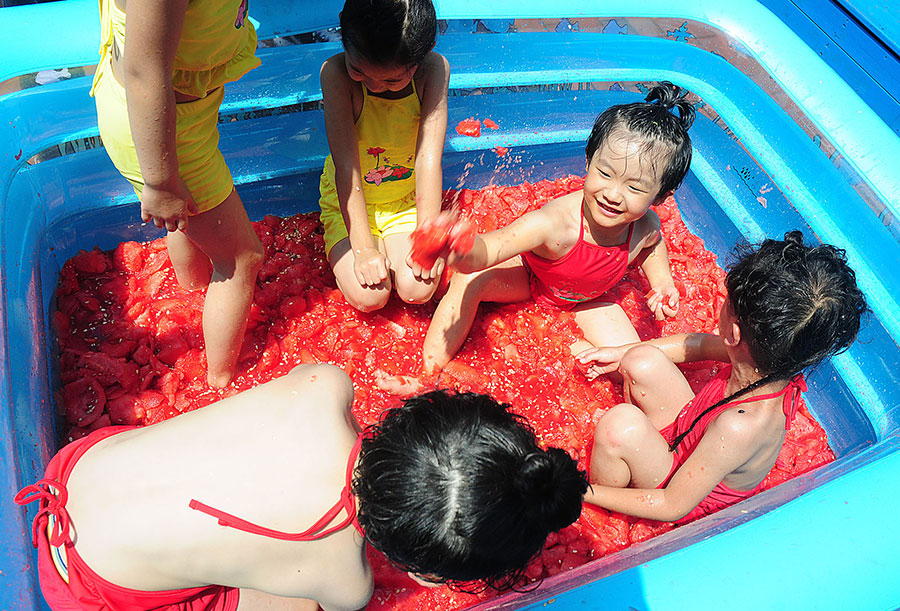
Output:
(418, 83), (694, 375)
(319, 0), (450, 311)
(90, 0), (265, 387)
(579, 232), (867, 523)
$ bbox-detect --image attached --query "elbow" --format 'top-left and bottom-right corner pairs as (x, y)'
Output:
(121, 60), (170, 95)
(658, 505), (691, 522)
(652, 493), (694, 522)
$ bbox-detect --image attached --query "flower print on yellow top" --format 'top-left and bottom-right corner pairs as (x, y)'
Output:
(364, 146), (413, 187)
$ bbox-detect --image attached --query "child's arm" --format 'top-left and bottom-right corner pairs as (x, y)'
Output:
(321, 56), (388, 287)
(409, 53), (450, 279)
(584, 413), (761, 521)
(633, 211), (679, 320)
(450, 205), (561, 273)
(576, 333), (728, 380)
(122, 0), (199, 232)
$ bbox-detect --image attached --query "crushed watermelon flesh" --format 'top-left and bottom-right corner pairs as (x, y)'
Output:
(455, 118), (482, 137)
(53, 176), (835, 609)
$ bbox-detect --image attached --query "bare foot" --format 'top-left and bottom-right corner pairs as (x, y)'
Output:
(375, 370), (425, 396)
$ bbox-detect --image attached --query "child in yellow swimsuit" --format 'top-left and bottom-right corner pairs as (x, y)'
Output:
(90, 0), (264, 387)
(319, 0), (450, 311)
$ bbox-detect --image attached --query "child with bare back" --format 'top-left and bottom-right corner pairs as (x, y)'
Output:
(319, 0), (450, 312)
(16, 364), (587, 609)
(579, 232), (866, 523)
(414, 83), (695, 380)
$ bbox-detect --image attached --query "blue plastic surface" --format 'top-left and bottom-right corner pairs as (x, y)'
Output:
(2, 1), (899, 610)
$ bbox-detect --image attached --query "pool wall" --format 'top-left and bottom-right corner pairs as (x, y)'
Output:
(2, 1), (899, 609)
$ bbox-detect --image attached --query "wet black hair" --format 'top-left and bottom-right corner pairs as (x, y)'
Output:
(669, 230), (868, 451)
(339, 0), (437, 68)
(585, 81), (696, 200)
(353, 389), (588, 590)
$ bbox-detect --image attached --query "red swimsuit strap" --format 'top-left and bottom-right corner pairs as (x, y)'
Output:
(189, 434), (366, 541)
(721, 373), (806, 412)
(671, 372), (807, 452)
(14, 479), (71, 548)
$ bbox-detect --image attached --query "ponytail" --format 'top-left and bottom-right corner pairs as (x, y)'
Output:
(514, 448), (588, 533)
(645, 81), (695, 131)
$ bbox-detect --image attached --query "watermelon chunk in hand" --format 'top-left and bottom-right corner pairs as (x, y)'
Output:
(409, 212), (475, 269)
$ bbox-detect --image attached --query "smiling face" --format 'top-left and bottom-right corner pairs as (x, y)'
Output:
(343, 48), (417, 93)
(583, 131), (669, 229)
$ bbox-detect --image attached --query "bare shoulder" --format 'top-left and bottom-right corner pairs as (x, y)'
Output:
(541, 192), (582, 227)
(298, 538), (373, 611)
(417, 51), (450, 84)
(317, 561), (374, 611)
(320, 53), (354, 99)
(321, 53), (348, 81)
(707, 407), (767, 453)
(281, 363), (355, 408)
(415, 51), (450, 104)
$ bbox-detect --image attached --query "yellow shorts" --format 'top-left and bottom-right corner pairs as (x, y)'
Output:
(93, 56), (234, 213)
(318, 171), (418, 256)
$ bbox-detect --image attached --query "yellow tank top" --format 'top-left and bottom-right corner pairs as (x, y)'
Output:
(324, 82), (421, 204)
(91, 0), (260, 98)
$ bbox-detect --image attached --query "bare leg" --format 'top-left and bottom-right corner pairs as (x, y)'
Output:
(383, 232), (438, 304)
(572, 301), (641, 350)
(328, 238), (392, 312)
(421, 258), (531, 375)
(589, 403), (675, 490)
(618, 344), (695, 430)
(167, 231), (212, 291)
(569, 301), (642, 382)
(179, 188), (264, 388)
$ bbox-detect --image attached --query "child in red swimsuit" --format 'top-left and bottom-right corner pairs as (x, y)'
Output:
(579, 231), (867, 523)
(416, 82), (696, 379)
(15, 364), (587, 609)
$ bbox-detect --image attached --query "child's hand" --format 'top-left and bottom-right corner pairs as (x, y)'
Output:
(140, 178), (199, 232)
(575, 345), (628, 381)
(646, 285), (679, 320)
(353, 247), (390, 287)
(407, 253), (445, 281)
(409, 211), (475, 270)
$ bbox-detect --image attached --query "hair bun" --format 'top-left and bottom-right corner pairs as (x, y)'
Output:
(645, 81), (696, 130)
(514, 448), (587, 532)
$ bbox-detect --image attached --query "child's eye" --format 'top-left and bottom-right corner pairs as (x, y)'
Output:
(596, 168), (611, 178)
(628, 185), (646, 194)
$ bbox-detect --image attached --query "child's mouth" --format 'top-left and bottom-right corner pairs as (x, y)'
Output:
(596, 199), (622, 217)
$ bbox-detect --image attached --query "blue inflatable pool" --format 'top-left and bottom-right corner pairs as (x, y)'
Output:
(2, 1), (898, 609)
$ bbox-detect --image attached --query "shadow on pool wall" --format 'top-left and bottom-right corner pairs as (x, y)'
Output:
(2, 1), (899, 610)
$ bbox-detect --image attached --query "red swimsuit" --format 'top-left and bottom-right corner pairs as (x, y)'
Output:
(659, 365), (807, 524)
(15, 427), (364, 610)
(523, 221), (634, 310)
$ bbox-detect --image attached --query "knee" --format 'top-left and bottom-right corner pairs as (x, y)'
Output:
(234, 240), (266, 278)
(395, 278), (437, 305)
(619, 344), (668, 383)
(593, 403), (646, 452)
(345, 288), (391, 313)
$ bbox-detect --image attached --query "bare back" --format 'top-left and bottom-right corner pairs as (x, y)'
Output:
(63, 364), (372, 610)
